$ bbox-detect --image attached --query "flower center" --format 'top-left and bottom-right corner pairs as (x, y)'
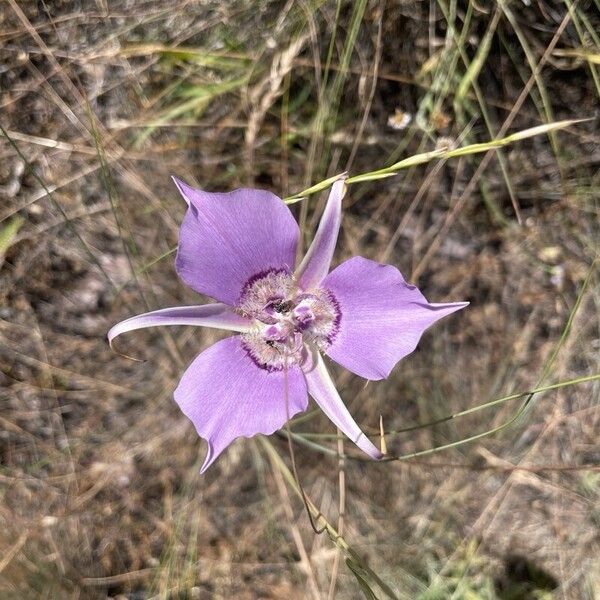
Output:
(237, 269), (340, 371)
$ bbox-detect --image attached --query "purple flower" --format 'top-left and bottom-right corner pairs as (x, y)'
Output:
(109, 177), (468, 472)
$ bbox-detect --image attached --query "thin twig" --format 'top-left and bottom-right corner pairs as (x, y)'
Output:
(327, 431), (346, 600)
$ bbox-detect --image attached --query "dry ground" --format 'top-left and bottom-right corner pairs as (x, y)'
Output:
(1, 1), (599, 599)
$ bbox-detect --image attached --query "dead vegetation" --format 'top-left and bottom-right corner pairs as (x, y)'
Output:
(0, 1), (599, 598)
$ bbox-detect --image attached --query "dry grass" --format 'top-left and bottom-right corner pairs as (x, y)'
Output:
(1, 1), (599, 598)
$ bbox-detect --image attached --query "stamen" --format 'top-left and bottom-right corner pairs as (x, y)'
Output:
(238, 270), (340, 371)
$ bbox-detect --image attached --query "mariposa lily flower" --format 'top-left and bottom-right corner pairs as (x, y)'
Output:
(109, 176), (468, 472)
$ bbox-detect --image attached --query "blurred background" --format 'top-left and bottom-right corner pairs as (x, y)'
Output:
(1, 1), (599, 598)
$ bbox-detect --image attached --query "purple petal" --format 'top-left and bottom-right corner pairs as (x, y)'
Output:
(173, 177), (299, 306)
(296, 177), (346, 290)
(304, 352), (383, 460)
(108, 303), (252, 346)
(174, 336), (308, 472)
(322, 256), (469, 380)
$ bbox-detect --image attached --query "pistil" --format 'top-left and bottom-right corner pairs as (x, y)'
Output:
(238, 270), (340, 371)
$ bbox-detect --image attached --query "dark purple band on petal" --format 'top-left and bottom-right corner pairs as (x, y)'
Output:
(323, 289), (341, 345)
(240, 338), (286, 373)
(239, 268), (291, 305)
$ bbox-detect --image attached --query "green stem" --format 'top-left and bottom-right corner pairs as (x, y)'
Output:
(283, 119), (587, 202)
(260, 437), (399, 599)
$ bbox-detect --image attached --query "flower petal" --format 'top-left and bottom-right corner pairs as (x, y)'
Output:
(108, 303), (252, 346)
(174, 336), (308, 472)
(295, 177), (346, 290)
(322, 256), (469, 380)
(173, 177), (299, 306)
(304, 352), (383, 460)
